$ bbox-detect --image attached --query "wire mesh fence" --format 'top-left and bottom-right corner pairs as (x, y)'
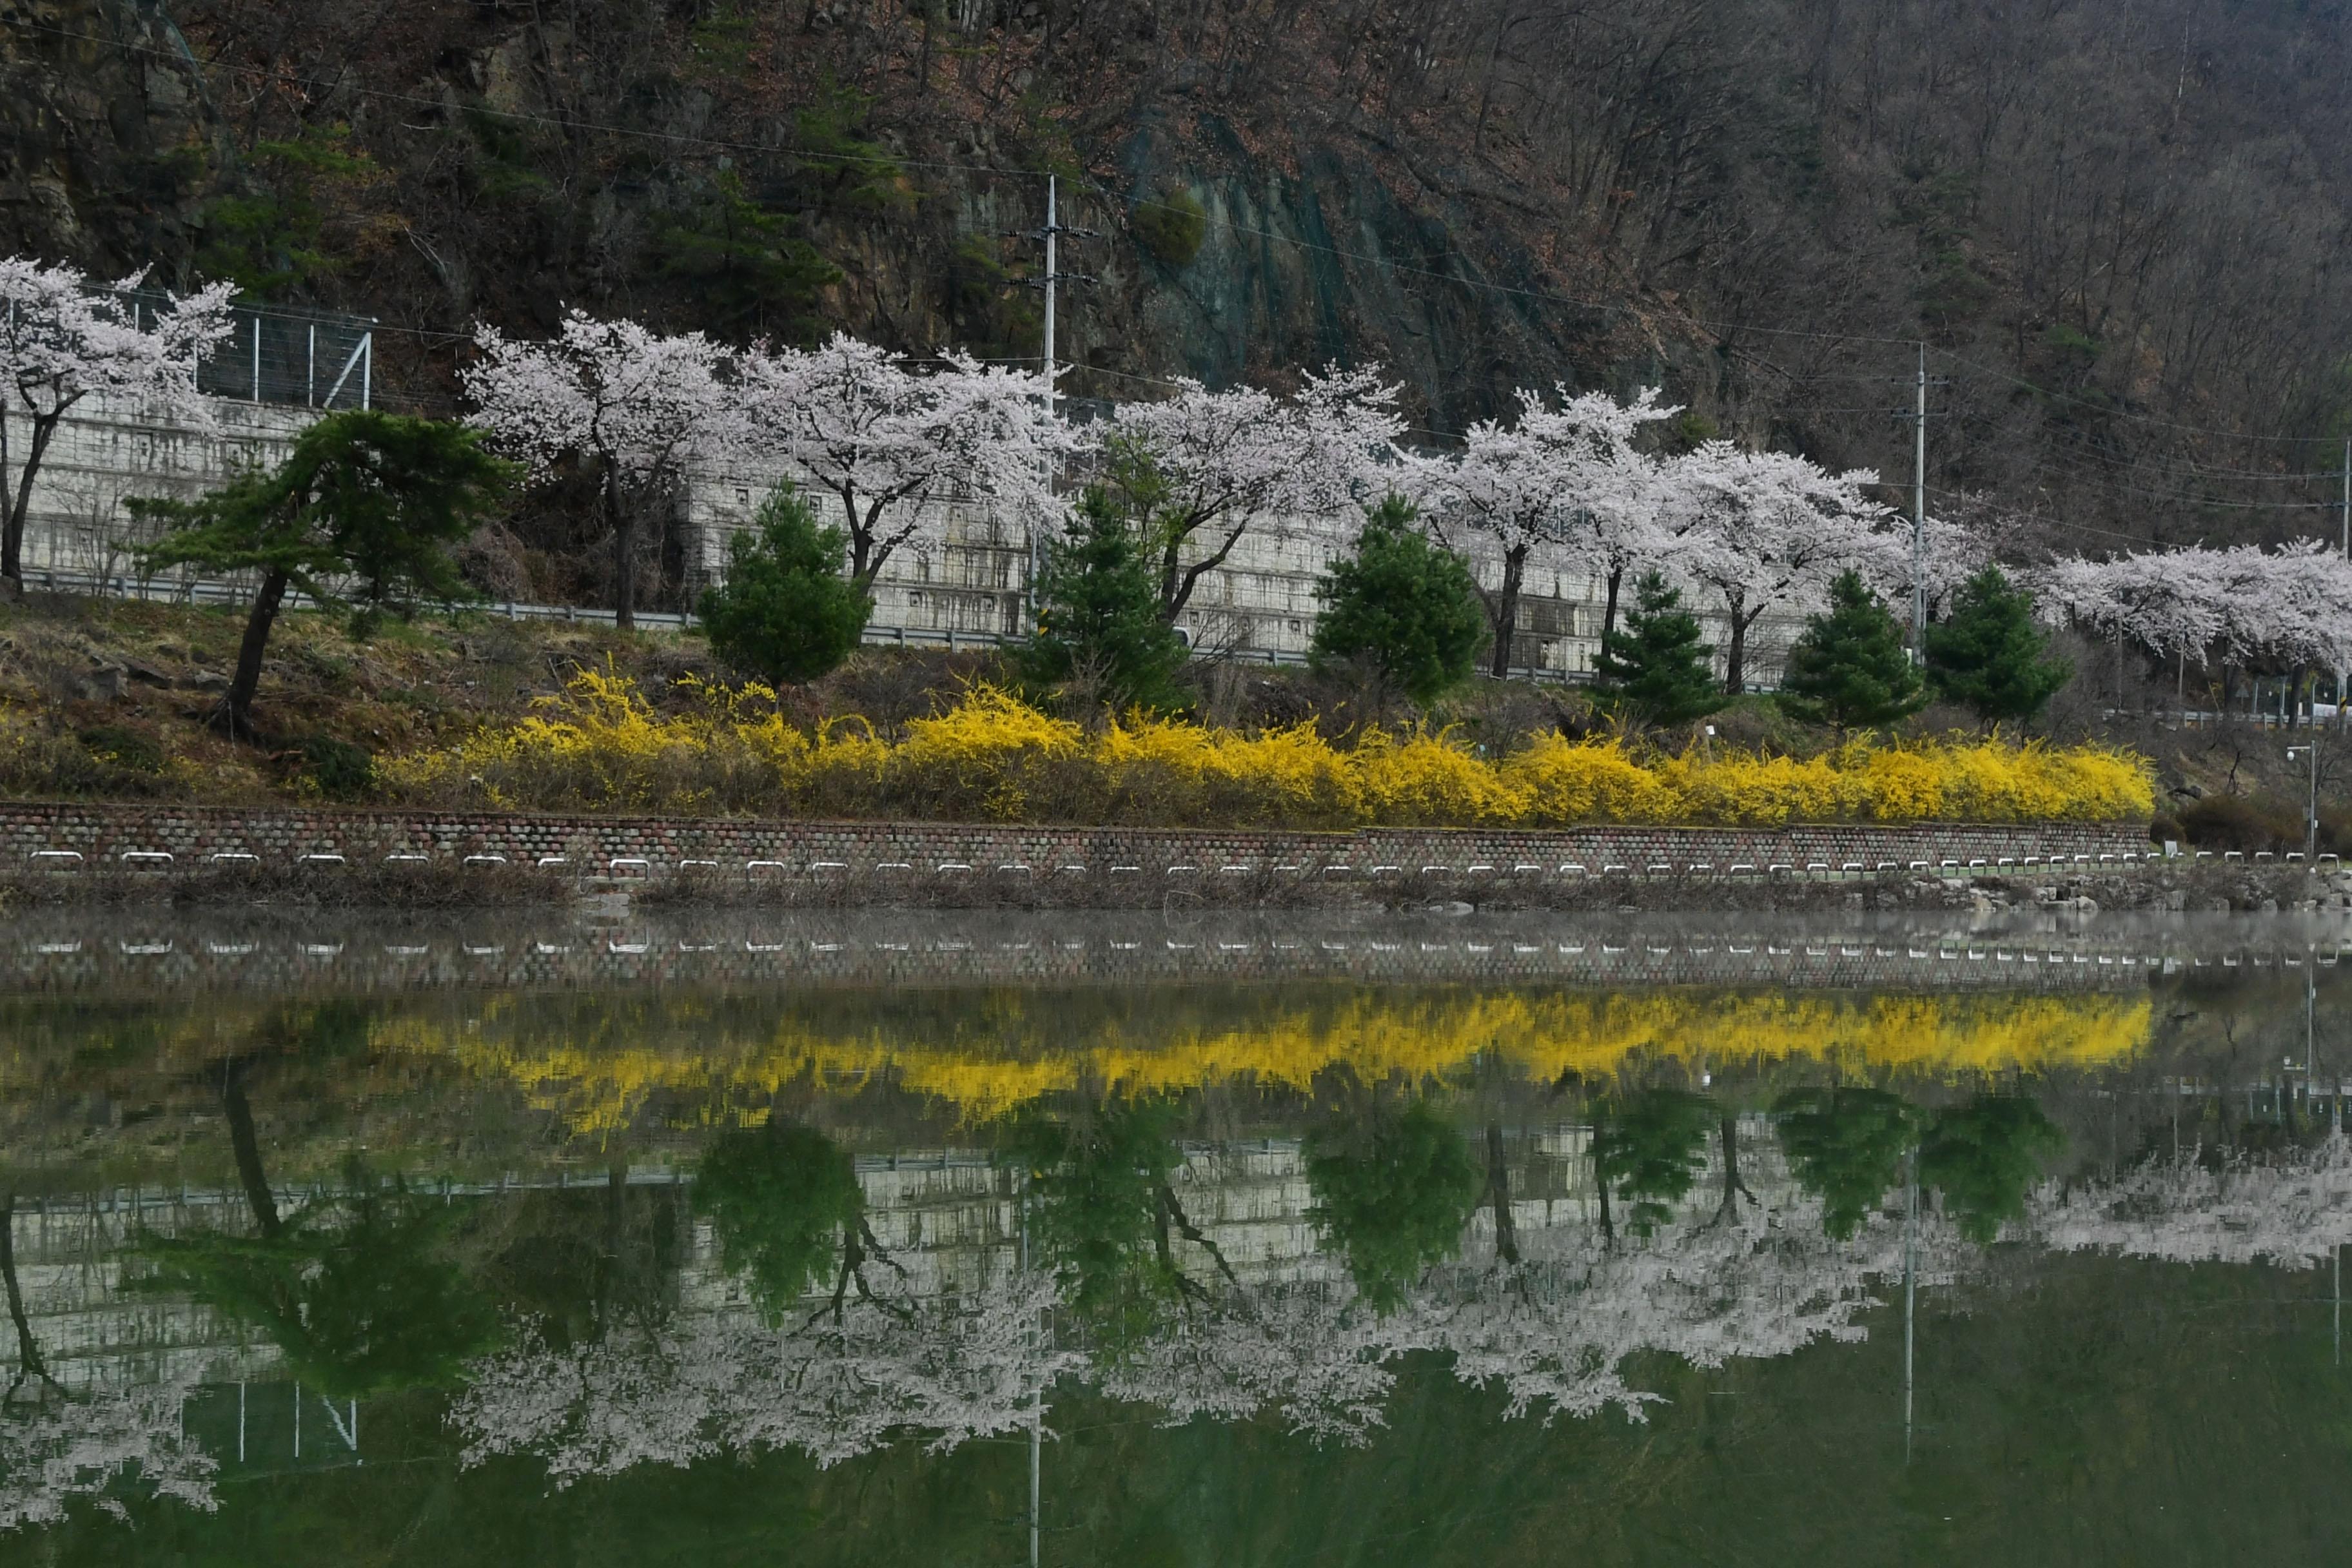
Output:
(110, 288), (377, 410)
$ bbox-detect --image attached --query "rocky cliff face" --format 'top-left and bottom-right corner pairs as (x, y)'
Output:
(0, 0), (220, 275)
(6, 1), (2350, 566)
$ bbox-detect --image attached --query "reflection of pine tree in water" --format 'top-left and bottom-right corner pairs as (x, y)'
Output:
(1776, 1087), (1920, 1240)
(1920, 1095), (2066, 1244)
(130, 1021), (502, 1402)
(1593, 1089), (1715, 1240)
(1304, 1092), (1480, 1309)
(693, 1120), (887, 1326)
(1012, 1095), (1237, 1341)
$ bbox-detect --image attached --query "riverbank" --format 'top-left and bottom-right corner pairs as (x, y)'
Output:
(0, 799), (2188, 911)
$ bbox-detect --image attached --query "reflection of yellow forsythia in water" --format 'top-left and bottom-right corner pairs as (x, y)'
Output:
(377, 989), (2153, 1134)
(377, 672), (2155, 827)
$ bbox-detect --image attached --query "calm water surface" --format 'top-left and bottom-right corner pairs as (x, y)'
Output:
(4, 907), (2350, 1564)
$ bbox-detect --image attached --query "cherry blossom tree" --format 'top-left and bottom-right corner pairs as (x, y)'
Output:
(1104, 364), (1404, 624)
(1674, 444), (1895, 693)
(1093, 1281), (1404, 1445)
(2039, 540), (2352, 715)
(2030, 1139), (2352, 1271)
(0, 258), (235, 592)
(734, 334), (1067, 591)
(2217, 541), (2352, 683)
(1861, 510), (1989, 625)
(1, 1189), (217, 1530)
(0, 1373), (218, 1532)
(1427, 386), (1678, 678)
(464, 309), (743, 629)
(2039, 547), (2228, 665)
(450, 1273), (1075, 1484)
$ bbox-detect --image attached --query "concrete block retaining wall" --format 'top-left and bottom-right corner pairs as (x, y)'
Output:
(0, 801), (2152, 880)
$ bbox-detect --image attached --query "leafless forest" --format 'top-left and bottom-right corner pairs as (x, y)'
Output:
(9, 0), (2352, 558)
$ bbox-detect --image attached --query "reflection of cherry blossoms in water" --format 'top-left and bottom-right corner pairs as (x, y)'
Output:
(0, 1374), (218, 1530)
(2031, 1137), (2352, 1269)
(1104, 1197), (1961, 1443)
(450, 1195), (1979, 1478)
(449, 1273), (1077, 1484)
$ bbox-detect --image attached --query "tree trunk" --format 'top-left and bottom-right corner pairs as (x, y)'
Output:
(846, 491), (890, 593)
(0, 1189), (49, 1386)
(1725, 600), (1750, 695)
(221, 1059), (282, 1240)
(609, 467), (637, 632)
(1713, 1115), (1756, 1226)
(1600, 563), (1625, 652)
(1485, 1124), (1519, 1266)
(1487, 542), (1529, 679)
(3, 407), (61, 589)
(1594, 1149), (1614, 1246)
(1159, 533), (1184, 622)
(222, 567), (288, 740)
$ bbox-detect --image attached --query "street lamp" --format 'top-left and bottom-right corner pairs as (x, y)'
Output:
(2288, 738), (2322, 866)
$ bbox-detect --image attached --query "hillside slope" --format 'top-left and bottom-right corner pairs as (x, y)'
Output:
(7, 0), (2352, 565)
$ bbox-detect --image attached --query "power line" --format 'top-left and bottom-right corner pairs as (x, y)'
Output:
(1938, 402), (2350, 486)
(1932, 343), (2338, 447)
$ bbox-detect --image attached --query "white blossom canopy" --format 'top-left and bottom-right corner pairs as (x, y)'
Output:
(462, 310), (743, 491)
(0, 1374), (219, 1531)
(0, 259), (235, 424)
(0, 257), (235, 580)
(733, 333), (1068, 586)
(2031, 1139), (2352, 1271)
(1104, 362), (1405, 620)
(2040, 539), (2352, 674)
(450, 1273), (1077, 1485)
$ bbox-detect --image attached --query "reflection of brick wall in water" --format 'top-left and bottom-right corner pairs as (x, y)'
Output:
(0, 799), (2147, 875)
(0, 906), (2170, 997)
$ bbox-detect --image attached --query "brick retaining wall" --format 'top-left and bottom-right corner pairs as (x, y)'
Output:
(0, 800), (2151, 879)
(0, 906), (2183, 998)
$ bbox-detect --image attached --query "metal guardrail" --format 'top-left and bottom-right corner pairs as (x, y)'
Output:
(21, 569), (1623, 679)
(23, 845), (2192, 881)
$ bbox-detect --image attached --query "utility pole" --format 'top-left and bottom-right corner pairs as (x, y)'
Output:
(1903, 1147), (1917, 1465)
(2291, 739), (2320, 866)
(1010, 176), (1096, 638)
(1913, 342), (1928, 658)
(2338, 439), (2348, 725)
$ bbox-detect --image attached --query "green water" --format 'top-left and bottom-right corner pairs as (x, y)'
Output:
(4, 910), (2350, 1564)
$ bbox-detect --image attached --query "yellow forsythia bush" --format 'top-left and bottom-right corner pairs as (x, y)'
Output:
(378, 672), (2154, 827)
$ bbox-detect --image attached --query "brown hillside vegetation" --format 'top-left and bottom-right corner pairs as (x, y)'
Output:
(5, 1), (2351, 578)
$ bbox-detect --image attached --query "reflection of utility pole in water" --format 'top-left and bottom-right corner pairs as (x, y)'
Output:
(1021, 1163), (1041, 1568)
(1903, 1150), (1917, 1465)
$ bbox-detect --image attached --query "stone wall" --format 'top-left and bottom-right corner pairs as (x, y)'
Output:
(0, 799), (2150, 878)
(16, 391), (1807, 683)
(11, 388), (318, 586)
(679, 451), (1807, 679)
(0, 905), (2186, 1000)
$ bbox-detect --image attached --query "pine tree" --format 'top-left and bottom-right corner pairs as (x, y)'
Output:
(1925, 565), (2073, 725)
(1310, 493), (1487, 705)
(1022, 485), (1190, 712)
(697, 484), (873, 686)
(136, 410), (512, 739)
(1592, 571), (1723, 726)
(1776, 570), (1925, 731)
